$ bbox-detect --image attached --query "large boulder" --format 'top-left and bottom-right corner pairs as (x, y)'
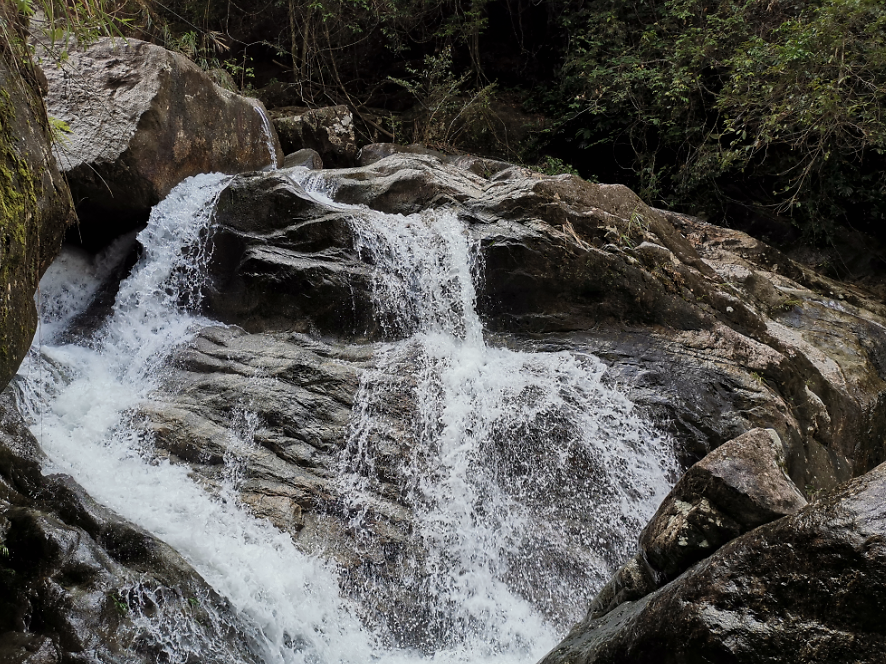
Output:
(589, 428), (807, 619)
(0, 44), (75, 391)
(206, 172), (373, 335)
(271, 105), (357, 168)
(199, 154), (886, 488)
(640, 427), (806, 583)
(540, 461), (886, 664)
(40, 37), (282, 245)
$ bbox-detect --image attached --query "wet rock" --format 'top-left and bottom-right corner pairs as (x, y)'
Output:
(357, 143), (512, 180)
(0, 47), (75, 391)
(589, 429), (806, 619)
(283, 148), (323, 170)
(140, 326), (372, 540)
(201, 154), (886, 485)
(271, 105), (357, 168)
(205, 172), (373, 334)
(40, 37), (281, 240)
(586, 553), (657, 622)
(0, 632), (59, 664)
(0, 394), (259, 664)
(640, 428), (806, 584)
(540, 461), (886, 664)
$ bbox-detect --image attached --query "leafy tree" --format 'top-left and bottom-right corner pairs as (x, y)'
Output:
(551, 0), (886, 238)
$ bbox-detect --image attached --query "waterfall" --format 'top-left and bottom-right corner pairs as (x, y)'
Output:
(13, 174), (375, 664)
(12, 169), (676, 664)
(328, 203), (676, 657)
(253, 104), (280, 169)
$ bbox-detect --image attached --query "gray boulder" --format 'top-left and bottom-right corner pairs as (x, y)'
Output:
(591, 429), (807, 620)
(282, 148), (323, 170)
(205, 172), (372, 334)
(357, 142), (446, 166)
(271, 105), (357, 167)
(40, 37), (282, 238)
(641, 427), (807, 582)
(540, 461), (886, 664)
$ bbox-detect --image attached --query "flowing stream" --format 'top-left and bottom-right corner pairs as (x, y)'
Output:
(12, 170), (676, 664)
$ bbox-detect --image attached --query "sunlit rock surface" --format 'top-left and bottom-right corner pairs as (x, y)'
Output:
(40, 37), (281, 243)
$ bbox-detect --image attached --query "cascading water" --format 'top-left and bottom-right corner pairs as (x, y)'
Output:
(329, 203), (676, 657)
(12, 168), (676, 664)
(13, 174), (374, 664)
(253, 104), (280, 168)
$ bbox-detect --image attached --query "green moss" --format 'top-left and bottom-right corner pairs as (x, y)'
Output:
(0, 65), (45, 385)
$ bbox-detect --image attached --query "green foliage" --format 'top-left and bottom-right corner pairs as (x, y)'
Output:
(535, 156), (582, 178)
(389, 45), (497, 148)
(222, 54), (255, 90)
(108, 590), (129, 615)
(162, 28), (229, 71)
(47, 114), (72, 143)
(552, 0), (886, 238)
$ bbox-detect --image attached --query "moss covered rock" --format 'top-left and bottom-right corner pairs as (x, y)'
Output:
(0, 48), (75, 391)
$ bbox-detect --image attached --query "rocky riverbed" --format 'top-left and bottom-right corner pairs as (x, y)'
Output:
(2, 32), (886, 664)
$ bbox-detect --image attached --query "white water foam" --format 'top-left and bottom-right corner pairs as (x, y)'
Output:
(13, 169), (676, 664)
(14, 173), (374, 664)
(253, 104), (280, 169)
(334, 206), (676, 660)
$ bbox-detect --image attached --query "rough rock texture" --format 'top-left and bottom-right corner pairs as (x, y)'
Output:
(140, 326), (371, 536)
(358, 142), (512, 178)
(590, 428), (807, 620)
(0, 394), (258, 664)
(0, 46), (74, 391)
(198, 153), (886, 489)
(640, 427), (806, 581)
(130, 151), (886, 654)
(282, 148), (323, 170)
(540, 461), (886, 664)
(270, 106), (357, 168)
(205, 173), (373, 334)
(41, 37), (282, 242)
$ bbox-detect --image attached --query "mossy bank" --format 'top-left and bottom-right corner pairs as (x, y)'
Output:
(0, 44), (74, 389)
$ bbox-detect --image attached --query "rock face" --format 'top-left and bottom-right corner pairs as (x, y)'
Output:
(10, 125), (886, 660)
(132, 152), (886, 654)
(282, 148), (323, 170)
(271, 106), (357, 167)
(0, 395), (258, 664)
(641, 427), (806, 582)
(41, 37), (282, 242)
(540, 461), (886, 664)
(0, 46), (74, 391)
(589, 428), (807, 620)
(197, 153), (886, 487)
(205, 173), (373, 334)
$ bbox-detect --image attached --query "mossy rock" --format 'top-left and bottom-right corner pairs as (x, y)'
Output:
(0, 49), (75, 390)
